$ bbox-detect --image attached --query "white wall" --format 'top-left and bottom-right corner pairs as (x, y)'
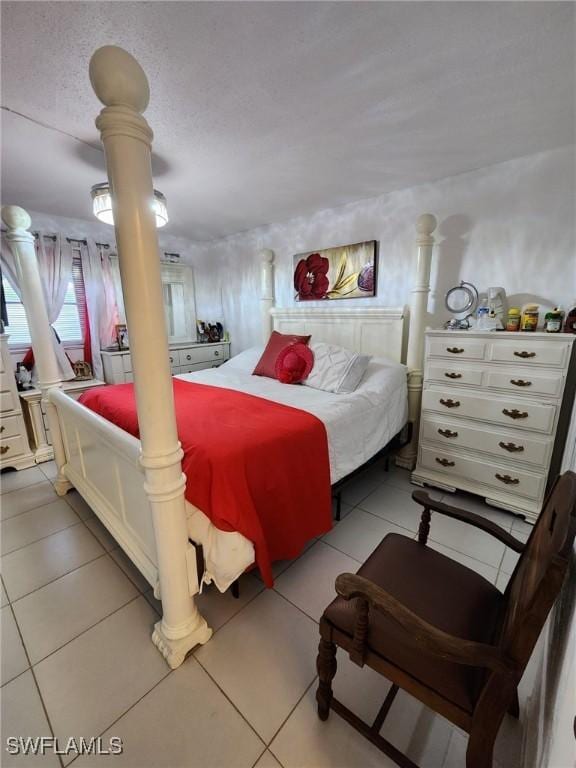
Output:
(193, 146), (575, 353)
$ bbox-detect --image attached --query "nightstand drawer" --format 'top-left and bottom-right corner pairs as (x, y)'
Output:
(0, 413), (24, 439)
(488, 341), (570, 368)
(427, 364), (484, 387)
(0, 434), (28, 462)
(421, 415), (553, 466)
(0, 390), (17, 413)
(420, 445), (545, 500)
(428, 339), (485, 360)
(422, 388), (556, 433)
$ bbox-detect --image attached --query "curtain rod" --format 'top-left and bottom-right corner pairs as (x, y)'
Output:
(0, 228), (110, 249)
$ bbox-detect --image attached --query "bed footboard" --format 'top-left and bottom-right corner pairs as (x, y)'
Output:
(50, 389), (159, 590)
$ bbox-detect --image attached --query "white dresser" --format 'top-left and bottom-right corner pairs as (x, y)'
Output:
(412, 330), (576, 521)
(100, 341), (231, 384)
(0, 334), (35, 471)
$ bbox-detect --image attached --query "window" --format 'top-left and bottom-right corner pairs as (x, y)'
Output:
(2, 253), (85, 346)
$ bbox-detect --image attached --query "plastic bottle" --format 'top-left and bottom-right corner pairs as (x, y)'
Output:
(544, 308), (564, 333)
(521, 305), (539, 332)
(506, 307), (521, 332)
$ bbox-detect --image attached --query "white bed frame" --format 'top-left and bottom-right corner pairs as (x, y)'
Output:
(0, 46), (436, 668)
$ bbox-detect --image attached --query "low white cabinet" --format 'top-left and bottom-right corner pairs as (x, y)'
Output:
(101, 341), (231, 384)
(412, 330), (576, 521)
(0, 334), (35, 471)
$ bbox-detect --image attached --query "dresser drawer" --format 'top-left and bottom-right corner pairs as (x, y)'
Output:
(421, 415), (553, 467)
(422, 388), (556, 433)
(485, 368), (564, 398)
(0, 413), (24, 439)
(177, 345), (225, 366)
(0, 434), (28, 462)
(0, 390), (17, 413)
(122, 354), (133, 373)
(428, 339), (485, 361)
(426, 363), (484, 387)
(487, 341), (570, 368)
(420, 445), (546, 500)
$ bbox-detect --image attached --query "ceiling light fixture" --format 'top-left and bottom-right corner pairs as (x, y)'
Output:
(90, 183), (168, 228)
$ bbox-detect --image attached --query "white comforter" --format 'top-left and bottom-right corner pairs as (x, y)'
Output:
(176, 348), (408, 591)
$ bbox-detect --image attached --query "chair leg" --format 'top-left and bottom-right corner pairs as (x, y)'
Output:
(334, 493), (342, 522)
(466, 728), (496, 768)
(316, 638), (337, 721)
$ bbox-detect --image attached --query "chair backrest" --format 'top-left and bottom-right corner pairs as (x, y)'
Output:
(497, 471), (576, 669)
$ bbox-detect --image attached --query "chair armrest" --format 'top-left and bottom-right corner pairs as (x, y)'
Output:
(336, 573), (513, 675)
(412, 491), (526, 553)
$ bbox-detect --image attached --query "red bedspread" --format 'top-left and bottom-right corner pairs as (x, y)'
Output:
(79, 380), (332, 585)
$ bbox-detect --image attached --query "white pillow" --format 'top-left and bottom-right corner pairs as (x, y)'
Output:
(221, 347), (264, 372)
(304, 342), (371, 394)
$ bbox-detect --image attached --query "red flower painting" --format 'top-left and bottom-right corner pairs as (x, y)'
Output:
(294, 253), (330, 301)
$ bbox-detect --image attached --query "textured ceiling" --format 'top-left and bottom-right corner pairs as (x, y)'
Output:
(1, 2), (574, 241)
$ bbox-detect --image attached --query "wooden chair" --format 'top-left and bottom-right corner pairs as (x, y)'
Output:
(316, 471), (576, 768)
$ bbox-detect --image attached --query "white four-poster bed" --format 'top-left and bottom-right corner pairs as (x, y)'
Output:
(0, 46), (436, 669)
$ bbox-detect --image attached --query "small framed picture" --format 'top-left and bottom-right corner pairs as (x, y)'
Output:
(115, 324), (129, 350)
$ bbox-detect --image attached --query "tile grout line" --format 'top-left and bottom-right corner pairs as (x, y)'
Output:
(4, 599), (66, 768)
(1, 516), (85, 557)
(267, 676), (318, 751)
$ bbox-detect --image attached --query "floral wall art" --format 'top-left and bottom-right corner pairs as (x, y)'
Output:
(293, 240), (377, 301)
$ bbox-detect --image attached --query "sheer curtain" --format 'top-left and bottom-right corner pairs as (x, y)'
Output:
(0, 232), (75, 380)
(80, 239), (119, 380)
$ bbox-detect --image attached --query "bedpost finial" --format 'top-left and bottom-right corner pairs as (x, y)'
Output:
(1, 205), (31, 232)
(89, 46), (150, 113)
(260, 248), (274, 264)
(416, 214), (437, 237)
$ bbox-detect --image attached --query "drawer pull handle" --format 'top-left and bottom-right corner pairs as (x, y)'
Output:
(435, 457), (455, 467)
(440, 398), (460, 408)
(495, 473), (520, 485)
(0, 426), (4, 433)
(186, 355), (192, 361)
(214, 351), (220, 356)
(0, 445), (9, 455)
(438, 428), (458, 438)
(499, 441), (524, 453)
(514, 351), (536, 359)
(446, 347), (464, 354)
(444, 372), (462, 379)
(502, 408), (528, 420)
(510, 379), (532, 387)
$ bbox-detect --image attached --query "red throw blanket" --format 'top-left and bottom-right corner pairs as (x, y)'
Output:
(79, 380), (332, 586)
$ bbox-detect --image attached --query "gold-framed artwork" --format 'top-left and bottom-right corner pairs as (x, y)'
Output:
(293, 240), (377, 301)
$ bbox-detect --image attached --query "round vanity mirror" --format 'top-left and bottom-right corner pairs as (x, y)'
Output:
(444, 281), (478, 329)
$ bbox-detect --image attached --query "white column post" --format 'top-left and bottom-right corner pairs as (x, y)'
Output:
(89, 45), (211, 667)
(260, 249), (275, 343)
(0, 206), (70, 493)
(396, 213), (437, 471)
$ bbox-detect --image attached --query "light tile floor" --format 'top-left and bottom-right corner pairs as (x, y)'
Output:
(1, 459), (530, 768)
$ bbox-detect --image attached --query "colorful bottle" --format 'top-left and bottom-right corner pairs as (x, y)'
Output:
(544, 308), (564, 333)
(521, 304), (539, 332)
(506, 307), (521, 332)
(565, 306), (576, 334)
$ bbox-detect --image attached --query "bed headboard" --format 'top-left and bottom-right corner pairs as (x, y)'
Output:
(270, 306), (405, 363)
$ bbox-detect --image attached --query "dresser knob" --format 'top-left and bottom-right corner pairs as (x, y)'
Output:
(214, 350), (220, 356)
(186, 355), (192, 361)
(502, 408), (528, 419)
(438, 428), (458, 438)
(495, 473), (519, 485)
(0, 445), (9, 455)
(0, 426), (4, 433)
(514, 351), (536, 359)
(444, 372), (462, 379)
(440, 398), (460, 408)
(435, 457), (455, 467)
(510, 379), (532, 387)
(499, 441), (524, 453)
(446, 347), (464, 354)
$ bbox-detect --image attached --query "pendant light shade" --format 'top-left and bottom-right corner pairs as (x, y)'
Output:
(91, 183), (168, 228)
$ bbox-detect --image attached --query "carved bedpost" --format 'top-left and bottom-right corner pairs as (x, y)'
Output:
(89, 45), (211, 667)
(260, 248), (275, 342)
(396, 214), (437, 471)
(0, 206), (71, 494)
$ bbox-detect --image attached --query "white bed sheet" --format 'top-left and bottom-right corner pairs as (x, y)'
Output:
(177, 349), (408, 591)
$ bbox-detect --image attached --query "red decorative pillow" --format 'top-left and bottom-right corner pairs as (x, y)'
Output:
(275, 343), (314, 384)
(253, 331), (311, 378)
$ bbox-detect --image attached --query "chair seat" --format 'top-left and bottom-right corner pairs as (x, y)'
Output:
(322, 533), (503, 712)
